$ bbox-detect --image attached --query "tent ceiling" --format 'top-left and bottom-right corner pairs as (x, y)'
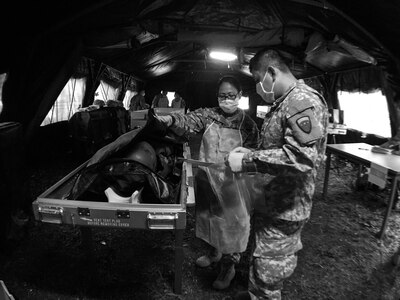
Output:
(2, 0), (400, 82)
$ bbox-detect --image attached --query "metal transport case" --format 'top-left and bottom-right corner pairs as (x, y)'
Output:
(130, 108), (184, 129)
(32, 125), (195, 294)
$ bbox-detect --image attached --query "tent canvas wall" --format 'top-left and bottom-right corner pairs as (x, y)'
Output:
(1, 0), (400, 146)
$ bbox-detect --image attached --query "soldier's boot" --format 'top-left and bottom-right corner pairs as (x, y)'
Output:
(195, 250), (222, 268)
(212, 263), (236, 290)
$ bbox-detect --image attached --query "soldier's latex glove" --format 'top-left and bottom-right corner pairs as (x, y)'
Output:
(227, 152), (246, 172)
(157, 115), (173, 127)
(230, 146), (251, 154)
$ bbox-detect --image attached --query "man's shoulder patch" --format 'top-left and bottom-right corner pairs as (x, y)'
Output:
(296, 116), (311, 133)
(288, 106), (323, 146)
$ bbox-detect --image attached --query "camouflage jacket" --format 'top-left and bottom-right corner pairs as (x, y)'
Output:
(129, 94), (146, 111)
(170, 107), (259, 149)
(245, 81), (329, 221)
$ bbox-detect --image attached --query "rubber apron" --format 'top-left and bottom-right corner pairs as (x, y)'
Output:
(195, 111), (250, 253)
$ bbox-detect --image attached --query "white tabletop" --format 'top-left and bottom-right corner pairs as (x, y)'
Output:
(327, 143), (400, 174)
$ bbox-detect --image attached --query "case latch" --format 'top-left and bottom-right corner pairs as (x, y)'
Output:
(78, 207), (90, 217)
(116, 210), (130, 219)
(147, 213), (178, 230)
(38, 205), (64, 224)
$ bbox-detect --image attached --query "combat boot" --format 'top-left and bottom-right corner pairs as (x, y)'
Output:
(195, 250), (222, 267)
(212, 263), (235, 290)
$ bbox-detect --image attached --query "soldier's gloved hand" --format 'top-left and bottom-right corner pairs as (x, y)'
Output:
(157, 115), (173, 127)
(226, 149), (248, 172)
(230, 146), (251, 154)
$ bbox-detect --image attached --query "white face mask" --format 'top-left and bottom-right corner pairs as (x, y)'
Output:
(219, 99), (239, 114)
(256, 72), (275, 104)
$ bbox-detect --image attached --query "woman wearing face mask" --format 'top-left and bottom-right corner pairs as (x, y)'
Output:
(157, 75), (259, 290)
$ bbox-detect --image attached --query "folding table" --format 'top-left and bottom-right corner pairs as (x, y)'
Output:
(323, 142), (400, 239)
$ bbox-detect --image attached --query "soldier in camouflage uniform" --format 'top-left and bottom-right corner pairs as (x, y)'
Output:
(158, 76), (259, 290)
(226, 49), (329, 299)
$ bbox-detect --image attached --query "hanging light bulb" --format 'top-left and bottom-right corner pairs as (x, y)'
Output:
(209, 50), (238, 62)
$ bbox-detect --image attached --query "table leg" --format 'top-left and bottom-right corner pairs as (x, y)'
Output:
(357, 164), (362, 179)
(174, 229), (184, 294)
(323, 152), (332, 199)
(378, 176), (399, 239)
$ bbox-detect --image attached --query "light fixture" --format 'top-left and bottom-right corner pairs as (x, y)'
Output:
(209, 50), (238, 62)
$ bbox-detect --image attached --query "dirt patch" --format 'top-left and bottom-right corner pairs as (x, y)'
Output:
(1, 153), (400, 300)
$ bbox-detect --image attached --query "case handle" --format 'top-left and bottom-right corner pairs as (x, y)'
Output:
(38, 205), (64, 224)
(147, 212), (177, 230)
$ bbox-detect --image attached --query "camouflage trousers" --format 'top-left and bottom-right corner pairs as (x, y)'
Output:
(248, 215), (306, 300)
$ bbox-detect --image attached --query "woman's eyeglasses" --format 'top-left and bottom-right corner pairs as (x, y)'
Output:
(217, 93), (238, 100)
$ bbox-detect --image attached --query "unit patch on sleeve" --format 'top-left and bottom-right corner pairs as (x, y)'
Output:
(288, 107), (323, 146)
(296, 116), (311, 133)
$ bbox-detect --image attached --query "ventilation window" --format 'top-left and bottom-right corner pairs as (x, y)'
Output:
(337, 90), (390, 137)
(41, 78), (86, 126)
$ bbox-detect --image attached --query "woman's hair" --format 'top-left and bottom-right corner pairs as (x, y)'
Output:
(217, 75), (242, 92)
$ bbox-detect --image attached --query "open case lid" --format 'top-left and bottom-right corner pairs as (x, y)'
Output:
(32, 109), (194, 230)
(67, 109), (189, 203)
(35, 108), (193, 205)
